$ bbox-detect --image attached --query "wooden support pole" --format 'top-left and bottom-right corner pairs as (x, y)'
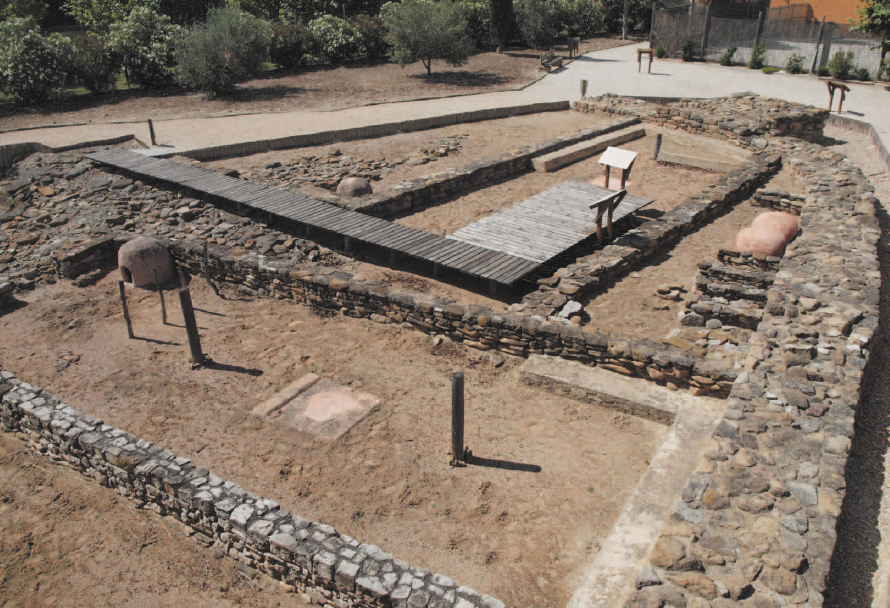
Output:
(700, 3), (711, 61)
(580, 79), (588, 98)
(450, 372), (465, 466)
(820, 22), (835, 70)
(178, 286), (205, 367)
(178, 264), (188, 288)
(148, 119), (157, 146)
(153, 268), (167, 325)
(652, 133), (663, 159)
(604, 165), (611, 189)
(203, 242), (219, 296)
(118, 281), (134, 339)
(810, 16), (826, 75)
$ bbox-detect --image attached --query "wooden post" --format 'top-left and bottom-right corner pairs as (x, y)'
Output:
(450, 372), (465, 466)
(622, 0), (629, 40)
(118, 281), (134, 339)
(178, 286), (205, 367)
(700, 3), (711, 61)
(203, 242), (219, 296)
(178, 264), (187, 288)
(153, 268), (167, 325)
(810, 16), (826, 75)
(652, 133), (663, 159)
(148, 119), (157, 146)
(580, 79), (588, 98)
(819, 22), (835, 70)
(604, 165), (611, 188)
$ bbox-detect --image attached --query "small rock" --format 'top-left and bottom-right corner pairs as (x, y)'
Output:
(54, 360), (69, 372)
(635, 565), (661, 589)
(489, 354), (505, 368)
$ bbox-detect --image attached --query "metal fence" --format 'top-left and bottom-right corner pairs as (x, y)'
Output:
(651, 5), (884, 77)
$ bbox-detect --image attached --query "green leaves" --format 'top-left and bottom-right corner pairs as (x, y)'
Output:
(0, 17), (73, 102)
(382, 0), (474, 75)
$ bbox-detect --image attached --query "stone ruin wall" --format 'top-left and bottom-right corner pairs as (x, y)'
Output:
(2, 96), (884, 607)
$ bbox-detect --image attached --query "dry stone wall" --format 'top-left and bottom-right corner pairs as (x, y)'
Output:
(0, 369), (506, 608)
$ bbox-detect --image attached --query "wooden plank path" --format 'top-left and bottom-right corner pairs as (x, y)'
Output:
(85, 149), (541, 287)
(446, 181), (653, 263)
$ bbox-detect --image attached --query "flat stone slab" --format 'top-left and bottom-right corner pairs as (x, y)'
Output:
(656, 150), (741, 173)
(251, 373), (382, 441)
(532, 126), (646, 172)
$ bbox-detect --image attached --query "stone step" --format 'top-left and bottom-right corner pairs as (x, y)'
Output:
(693, 275), (769, 302)
(531, 125), (646, 173)
(697, 260), (775, 290)
(520, 354), (683, 424)
(687, 296), (763, 330)
(656, 150), (741, 173)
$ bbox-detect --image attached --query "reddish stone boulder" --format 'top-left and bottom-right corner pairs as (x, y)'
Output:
(733, 226), (788, 257)
(118, 236), (174, 287)
(751, 211), (799, 242)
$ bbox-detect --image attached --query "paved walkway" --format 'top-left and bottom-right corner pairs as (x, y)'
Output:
(1, 42), (887, 154)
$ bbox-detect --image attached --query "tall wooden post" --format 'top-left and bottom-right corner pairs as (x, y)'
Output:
(652, 133), (663, 159)
(819, 22), (835, 70)
(700, 3), (712, 61)
(451, 372), (465, 466)
(153, 268), (167, 325)
(178, 287), (205, 367)
(118, 281), (134, 339)
(810, 16), (826, 75)
(148, 119), (157, 146)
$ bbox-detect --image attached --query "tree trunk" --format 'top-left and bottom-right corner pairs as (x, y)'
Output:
(423, 57), (431, 75)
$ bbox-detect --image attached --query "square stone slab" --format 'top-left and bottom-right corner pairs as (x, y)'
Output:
(251, 373), (382, 442)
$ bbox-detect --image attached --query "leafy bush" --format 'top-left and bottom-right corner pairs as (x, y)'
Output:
(655, 45), (665, 58)
(762, 66), (779, 74)
(828, 50), (854, 79)
(1, 0), (47, 22)
(856, 66), (870, 80)
(817, 64), (829, 77)
(785, 53), (804, 74)
(309, 15), (358, 63)
(106, 6), (183, 88)
(718, 45), (736, 66)
(351, 14), (389, 60)
(881, 59), (889, 81)
(489, 0), (514, 47)
(680, 37), (694, 62)
(0, 17), (73, 103)
(601, 0), (650, 33)
(382, 0), (474, 75)
(514, 0), (556, 48)
(175, 2), (271, 96)
(553, 0), (604, 37)
(747, 41), (765, 69)
(270, 21), (316, 68)
(460, 0), (490, 46)
(71, 35), (121, 93)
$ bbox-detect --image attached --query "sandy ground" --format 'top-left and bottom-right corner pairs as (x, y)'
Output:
(0, 432), (310, 608)
(0, 274), (667, 608)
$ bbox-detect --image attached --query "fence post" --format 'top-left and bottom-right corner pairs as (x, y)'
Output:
(810, 16), (826, 75)
(450, 372), (465, 466)
(700, 3), (712, 61)
(819, 22), (835, 69)
(178, 286), (205, 367)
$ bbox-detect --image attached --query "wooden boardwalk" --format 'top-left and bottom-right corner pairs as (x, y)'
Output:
(86, 149), (542, 287)
(446, 181), (653, 263)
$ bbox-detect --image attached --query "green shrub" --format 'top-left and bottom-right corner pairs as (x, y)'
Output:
(460, 0), (491, 46)
(747, 41), (765, 69)
(856, 66), (870, 81)
(351, 14), (389, 60)
(382, 0), (474, 75)
(718, 45), (736, 66)
(762, 66), (779, 74)
(881, 59), (889, 81)
(309, 15), (358, 63)
(601, 0), (650, 33)
(489, 0), (514, 47)
(0, 17), (73, 103)
(553, 0), (604, 37)
(785, 53), (804, 74)
(680, 37), (694, 62)
(817, 64), (829, 77)
(0, 0), (47, 22)
(175, 3), (271, 96)
(655, 45), (665, 58)
(828, 50), (854, 79)
(106, 6), (183, 88)
(514, 0), (556, 48)
(71, 35), (121, 94)
(270, 22), (316, 68)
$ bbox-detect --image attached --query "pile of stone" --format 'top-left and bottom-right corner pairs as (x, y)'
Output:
(0, 150), (330, 292)
(241, 135), (466, 192)
(752, 188), (806, 215)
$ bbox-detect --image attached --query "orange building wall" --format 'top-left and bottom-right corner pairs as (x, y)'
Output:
(769, 0), (863, 23)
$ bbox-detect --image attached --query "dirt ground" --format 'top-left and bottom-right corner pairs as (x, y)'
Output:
(0, 433), (310, 608)
(0, 38), (633, 133)
(204, 110), (612, 192)
(581, 164), (802, 338)
(0, 274), (667, 608)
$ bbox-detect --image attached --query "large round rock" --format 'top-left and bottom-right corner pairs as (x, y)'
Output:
(751, 211), (799, 242)
(118, 236), (174, 288)
(336, 177), (372, 198)
(733, 226), (788, 257)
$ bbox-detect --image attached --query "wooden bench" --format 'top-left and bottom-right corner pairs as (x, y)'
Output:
(567, 37), (580, 58)
(826, 80), (851, 113)
(539, 49), (563, 72)
(637, 48), (654, 73)
(589, 189), (628, 244)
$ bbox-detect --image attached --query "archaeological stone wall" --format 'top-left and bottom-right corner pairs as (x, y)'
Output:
(0, 368), (507, 608)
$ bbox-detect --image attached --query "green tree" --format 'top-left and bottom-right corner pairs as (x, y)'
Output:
(488, 0), (512, 47)
(65, 0), (141, 32)
(105, 4), (182, 87)
(175, 2), (271, 95)
(854, 0), (890, 57)
(382, 0), (474, 75)
(514, 0), (555, 48)
(0, 16), (73, 102)
(1, 0), (48, 22)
